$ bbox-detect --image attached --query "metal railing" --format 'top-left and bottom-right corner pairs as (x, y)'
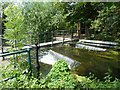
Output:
(0, 29), (78, 82)
(21, 30), (75, 45)
(0, 48), (32, 82)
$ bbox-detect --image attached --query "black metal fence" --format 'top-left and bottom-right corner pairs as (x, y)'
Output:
(0, 30), (77, 57)
(0, 29), (78, 80)
(21, 30), (76, 45)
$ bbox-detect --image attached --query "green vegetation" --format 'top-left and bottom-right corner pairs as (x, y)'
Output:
(3, 4), (24, 50)
(0, 60), (120, 89)
(75, 72), (120, 89)
(40, 60), (77, 88)
(0, 1), (120, 89)
(23, 2), (66, 43)
(2, 2), (120, 43)
(90, 4), (120, 41)
(0, 60), (77, 88)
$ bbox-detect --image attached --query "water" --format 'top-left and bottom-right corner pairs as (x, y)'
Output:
(22, 47), (80, 77)
(21, 43), (119, 80)
(39, 50), (80, 69)
(51, 46), (120, 80)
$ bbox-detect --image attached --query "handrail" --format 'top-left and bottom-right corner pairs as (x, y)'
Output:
(0, 48), (32, 73)
(0, 48), (32, 82)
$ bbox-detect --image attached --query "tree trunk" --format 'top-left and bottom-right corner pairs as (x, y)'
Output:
(77, 22), (81, 38)
(85, 25), (89, 37)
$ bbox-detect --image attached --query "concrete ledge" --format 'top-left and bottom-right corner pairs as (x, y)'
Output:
(79, 39), (118, 45)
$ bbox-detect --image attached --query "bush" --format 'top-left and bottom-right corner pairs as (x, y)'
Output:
(76, 72), (120, 89)
(0, 60), (78, 88)
(1, 60), (120, 89)
(40, 60), (78, 88)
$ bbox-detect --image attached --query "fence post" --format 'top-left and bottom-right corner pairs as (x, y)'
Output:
(78, 30), (81, 39)
(35, 43), (40, 79)
(67, 30), (69, 38)
(27, 48), (32, 74)
(51, 31), (53, 46)
(0, 6), (4, 60)
(55, 30), (56, 40)
(30, 33), (33, 45)
(44, 32), (46, 43)
(37, 32), (40, 44)
(71, 30), (73, 40)
(0, 35), (4, 60)
(63, 30), (65, 45)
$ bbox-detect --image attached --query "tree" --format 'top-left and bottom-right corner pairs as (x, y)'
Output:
(3, 4), (24, 50)
(90, 3), (120, 41)
(22, 2), (66, 43)
(55, 2), (102, 36)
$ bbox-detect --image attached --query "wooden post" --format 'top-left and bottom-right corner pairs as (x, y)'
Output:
(51, 31), (53, 47)
(71, 30), (73, 39)
(62, 30), (65, 45)
(55, 30), (56, 40)
(44, 32), (46, 43)
(0, 35), (4, 60)
(78, 23), (81, 39)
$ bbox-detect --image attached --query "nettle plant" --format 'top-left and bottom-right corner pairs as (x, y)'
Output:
(3, 4), (24, 51)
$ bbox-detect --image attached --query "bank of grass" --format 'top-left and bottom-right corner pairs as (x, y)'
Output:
(0, 60), (120, 89)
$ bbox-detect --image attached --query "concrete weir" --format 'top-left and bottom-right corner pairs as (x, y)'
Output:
(75, 44), (107, 51)
(76, 39), (118, 51)
(39, 50), (80, 69)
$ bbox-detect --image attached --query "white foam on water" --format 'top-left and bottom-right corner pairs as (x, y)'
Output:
(39, 50), (80, 69)
(39, 52), (57, 65)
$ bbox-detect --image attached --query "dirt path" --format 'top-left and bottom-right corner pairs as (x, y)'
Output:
(0, 57), (10, 68)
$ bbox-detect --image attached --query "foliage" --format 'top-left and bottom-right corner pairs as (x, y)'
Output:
(0, 60), (78, 88)
(56, 2), (101, 28)
(76, 72), (120, 89)
(3, 4), (25, 66)
(0, 62), (40, 88)
(3, 2), (66, 44)
(40, 60), (78, 88)
(90, 4), (120, 41)
(3, 4), (24, 50)
(0, 60), (120, 89)
(23, 2), (66, 43)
